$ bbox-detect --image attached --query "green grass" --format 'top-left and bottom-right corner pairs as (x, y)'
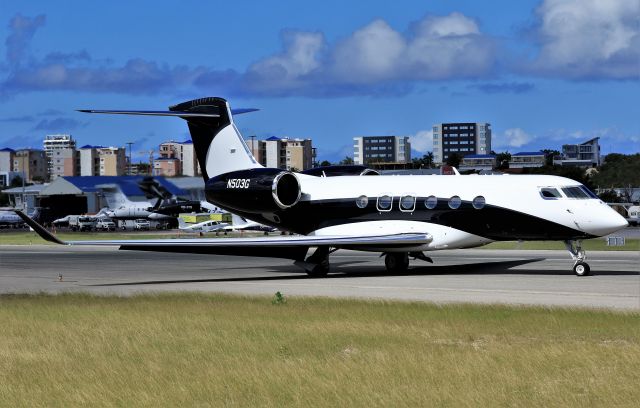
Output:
(0, 293), (638, 407)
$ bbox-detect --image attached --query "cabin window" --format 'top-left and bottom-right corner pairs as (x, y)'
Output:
(356, 195), (368, 208)
(377, 195), (392, 211)
(540, 187), (561, 199)
(448, 196), (462, 209)
(400, 195), (416, 212)
(472, 196), (486, 209)
(425, 196), (438, 209)
(562, 186), (590, 199)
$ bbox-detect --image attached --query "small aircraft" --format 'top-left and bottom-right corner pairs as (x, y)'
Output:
(177, 217), (229, 233)
(101, 178), (220, 221)
(16, 97), (628, 277)
(1, 207), (39, 228)
(222, 213), (277, 233)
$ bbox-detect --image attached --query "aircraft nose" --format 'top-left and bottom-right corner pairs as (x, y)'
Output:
(587, 207), (628, 236)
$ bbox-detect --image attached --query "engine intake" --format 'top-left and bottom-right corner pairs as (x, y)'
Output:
(206, 168), (301, 213)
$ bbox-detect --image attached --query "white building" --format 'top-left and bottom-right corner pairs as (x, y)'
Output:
(43, 134), (76, 180)
(555, 137), (601, 167)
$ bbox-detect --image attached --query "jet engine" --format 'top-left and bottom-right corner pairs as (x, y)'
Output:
(206, 168), (301, 213)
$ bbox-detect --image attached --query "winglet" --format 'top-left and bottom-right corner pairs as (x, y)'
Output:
(14, 210), (66, 245)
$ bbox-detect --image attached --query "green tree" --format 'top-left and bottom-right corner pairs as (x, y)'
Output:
(319, 160), (332, 167)
(541, 149), (561, 166)
(591, 153), (640, 187)
(339, 156), (354, 165)
(495, 152), (511, 169)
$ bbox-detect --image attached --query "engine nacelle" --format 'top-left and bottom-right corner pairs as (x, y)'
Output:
(205, 168), (301, 213)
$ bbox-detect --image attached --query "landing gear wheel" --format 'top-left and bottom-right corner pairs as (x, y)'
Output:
(573, 261), (591, 277)
(385, 253), (409, 274)
(304, 246), (331, 278)
(307, 260), (330, 278)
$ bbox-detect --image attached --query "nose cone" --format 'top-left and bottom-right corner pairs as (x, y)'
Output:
(586, 206), (629, 236)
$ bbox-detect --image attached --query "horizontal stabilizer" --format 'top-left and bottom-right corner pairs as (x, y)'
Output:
(77, 108), (257, 118)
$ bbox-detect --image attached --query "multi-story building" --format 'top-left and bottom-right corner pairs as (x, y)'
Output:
(554, 137), (601, 167)
(79, 145), (99, 176)
(353, 136), (411, 165)
(0, 147), (15, 173)
(244, 136), (314, 171)
(459, 154), (496, 171)
(432, 123), (491, 165)
(43, 134), (77, 180)
(97, 147), (127, 176)
(156, 140), (200, 176)
(12, 149), (47, 182)
(153, 158), (181, 177)
(509, 151), (545, 169)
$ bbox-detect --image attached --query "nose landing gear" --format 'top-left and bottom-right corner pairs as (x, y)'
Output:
(564, 240), (591, 276)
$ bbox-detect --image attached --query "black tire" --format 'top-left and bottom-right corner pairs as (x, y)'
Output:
(307, 260), (330, 278)
(385, 253), (409, 273)
(573, 261), (591, 276)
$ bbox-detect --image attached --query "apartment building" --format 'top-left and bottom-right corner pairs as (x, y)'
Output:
(353, 136), (411, 165)
(432, 123), (491, 165)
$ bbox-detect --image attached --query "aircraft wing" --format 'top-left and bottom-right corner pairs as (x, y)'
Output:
(14, 210), (432, 260)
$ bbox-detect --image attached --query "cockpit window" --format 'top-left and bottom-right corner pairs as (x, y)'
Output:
(540, 187), (561, 199)
(579, 185), (599, 199)
(562, 186), (590, 199)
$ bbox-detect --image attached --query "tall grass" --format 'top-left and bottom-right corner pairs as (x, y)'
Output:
(0, 293), (638, 407)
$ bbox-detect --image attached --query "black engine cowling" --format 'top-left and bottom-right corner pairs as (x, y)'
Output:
(205, 168), (301, 213)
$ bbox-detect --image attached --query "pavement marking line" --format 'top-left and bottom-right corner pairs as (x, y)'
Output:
(222, 281), (639, 299)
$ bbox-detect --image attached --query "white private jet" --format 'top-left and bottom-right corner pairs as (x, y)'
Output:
(16, 97), (628, 277)
(178, 217), (229, 233)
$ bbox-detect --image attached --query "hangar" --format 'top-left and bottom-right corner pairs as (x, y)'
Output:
(2, 176), (189, 222)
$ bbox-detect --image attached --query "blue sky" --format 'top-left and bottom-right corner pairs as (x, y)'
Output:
(0, 0), (638, 162)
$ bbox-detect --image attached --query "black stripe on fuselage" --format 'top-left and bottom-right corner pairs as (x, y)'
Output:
(214, 196), (596, 241)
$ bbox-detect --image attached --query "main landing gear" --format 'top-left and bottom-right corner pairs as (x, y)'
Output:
(295, 246), (332, 277)
(296, 248), (434, 277)
(384, 252), (433, 274)
(564, 240), (591, 276)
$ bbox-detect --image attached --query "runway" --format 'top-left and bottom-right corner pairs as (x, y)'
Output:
(1, 245), (638, 310)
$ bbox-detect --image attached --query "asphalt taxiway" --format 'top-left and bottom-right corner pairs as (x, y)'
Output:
(0, 245), (638, 310)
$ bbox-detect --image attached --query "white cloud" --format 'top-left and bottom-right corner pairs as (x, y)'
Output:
(244, 31), (325, 93)
(409, 130), (434, 153)
(242, 13), (496, 95)
(503, 128), (533, 148)
(332, 20), (406, 83)
(528, 0), (640, 79)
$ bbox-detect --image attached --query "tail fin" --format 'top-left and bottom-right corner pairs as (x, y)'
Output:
(79, 97), (262, 181)
(177, 217), (187, 230)
(231, 213), (249, 227)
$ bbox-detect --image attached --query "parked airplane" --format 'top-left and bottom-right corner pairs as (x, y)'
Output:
(101, 179), (220, 221)
(16, 97), (628, 277)
(223, 213), (276, 233)
(1, 207), (39, 228)
(178, 217), (230, 233)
